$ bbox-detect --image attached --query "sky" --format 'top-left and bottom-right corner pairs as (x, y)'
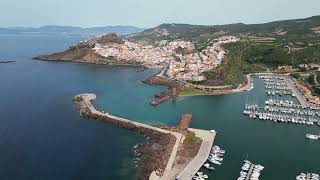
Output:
(1, 0), (320, 28)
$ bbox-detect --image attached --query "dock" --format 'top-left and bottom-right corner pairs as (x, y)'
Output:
(307, 173), (311, 180)
(245, 164), (255, 180)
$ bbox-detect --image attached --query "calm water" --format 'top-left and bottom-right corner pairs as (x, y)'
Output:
(0, 34), (319, 180)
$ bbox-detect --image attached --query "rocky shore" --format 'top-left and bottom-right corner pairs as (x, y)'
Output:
(143, 75), (184, 106)
(133, 133), (176, 180)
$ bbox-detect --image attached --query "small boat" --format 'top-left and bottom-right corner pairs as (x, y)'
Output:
(246, 83), (254, 91)
(209, 154), (223, 161)
(208, 157), (222, 165)
(203, 163), (215, 170)
(306, 134), (320, 140)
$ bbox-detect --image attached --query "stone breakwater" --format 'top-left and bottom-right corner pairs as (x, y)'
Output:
(143, 75), (182, 106)
(73, 93), (216, 180)
(143, 73), (252, 106)
(73, 93), (181, 180)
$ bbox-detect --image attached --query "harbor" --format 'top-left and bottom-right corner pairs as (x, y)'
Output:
(73, 78), (320, 180)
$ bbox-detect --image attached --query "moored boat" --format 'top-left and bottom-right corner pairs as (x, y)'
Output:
(306, 134), (320, 140)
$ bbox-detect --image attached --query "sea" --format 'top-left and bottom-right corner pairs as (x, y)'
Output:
(0, 34), (319, 180)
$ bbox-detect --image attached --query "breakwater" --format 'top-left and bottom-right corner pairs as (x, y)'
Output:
(73, 93), (216, 180)
(73, 93), (179, 179)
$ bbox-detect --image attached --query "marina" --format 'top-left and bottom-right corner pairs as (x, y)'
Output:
(243, 75), (320, 126)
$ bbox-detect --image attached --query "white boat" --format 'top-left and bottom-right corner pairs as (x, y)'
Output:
(208, 157), (222, 165)
(246, 83), (254, 91)
(306, 134), (320, 140)
(203, 163), (215, 170)
(192, 176), (205, 180)
(209, 154), (223, 161)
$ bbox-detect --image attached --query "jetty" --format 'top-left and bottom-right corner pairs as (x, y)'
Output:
(245, 164), (255, 180)
(74, 93), (216, 180)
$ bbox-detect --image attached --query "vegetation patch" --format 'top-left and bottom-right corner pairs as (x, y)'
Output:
(186, 131), (201, 142)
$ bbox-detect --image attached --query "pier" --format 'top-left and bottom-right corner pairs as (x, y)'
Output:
(307, 173), (311, 180)
(245, 164), (255, 180)
(237, 160), (264, 180)
(74, 93), (215, 180)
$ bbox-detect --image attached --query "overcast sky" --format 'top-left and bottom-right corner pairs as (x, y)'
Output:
(1, 0), (320, 28)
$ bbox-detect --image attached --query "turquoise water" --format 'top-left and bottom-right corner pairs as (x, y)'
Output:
(1, 34), (319, 180)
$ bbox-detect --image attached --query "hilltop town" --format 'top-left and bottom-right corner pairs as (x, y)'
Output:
(93, 36), (239, 82)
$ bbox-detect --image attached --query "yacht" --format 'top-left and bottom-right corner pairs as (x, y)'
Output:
(209, 154), (223, 161)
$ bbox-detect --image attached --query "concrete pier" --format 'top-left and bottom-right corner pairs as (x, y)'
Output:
(307, 173), (311, 180)
(245, 164), (255, 180)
